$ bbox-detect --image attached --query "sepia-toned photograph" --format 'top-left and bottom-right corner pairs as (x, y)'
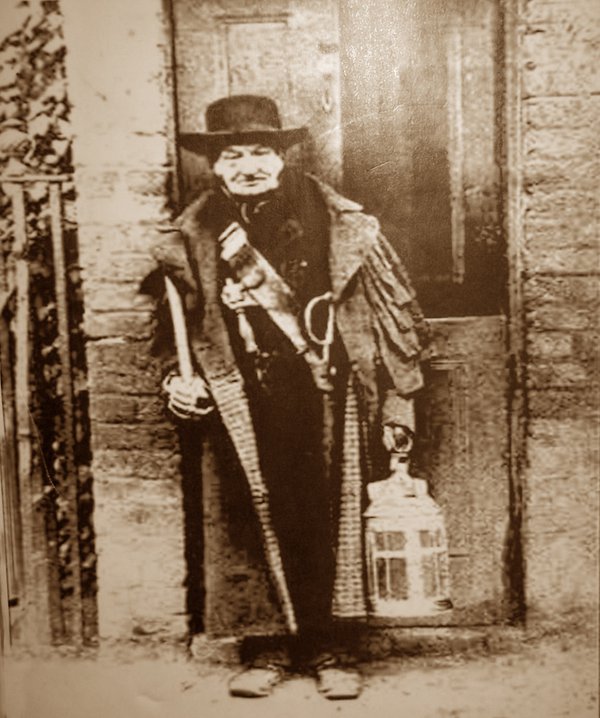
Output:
(0, 0), (598, 716)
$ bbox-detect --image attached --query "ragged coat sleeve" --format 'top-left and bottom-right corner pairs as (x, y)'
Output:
(139, 224), (203, 379)
(360, 229), (433, 429)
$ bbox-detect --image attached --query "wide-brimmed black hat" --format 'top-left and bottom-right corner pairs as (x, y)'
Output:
(179, 95), (308, 156)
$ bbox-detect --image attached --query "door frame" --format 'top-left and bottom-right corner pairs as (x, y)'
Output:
(163, 0), (528, 623)
(500, 0), (527, 620)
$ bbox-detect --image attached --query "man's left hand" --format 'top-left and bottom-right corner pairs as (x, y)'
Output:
(383, 423), (414, 453)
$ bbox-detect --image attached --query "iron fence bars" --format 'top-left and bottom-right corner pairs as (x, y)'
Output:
(0, 173), (87, 646)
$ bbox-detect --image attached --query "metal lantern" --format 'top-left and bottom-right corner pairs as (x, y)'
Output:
(364, 453), (452, 618)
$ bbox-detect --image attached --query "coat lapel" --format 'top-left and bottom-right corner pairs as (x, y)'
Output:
(156, 178), (384, 634)
(178, 200), (298, 634)
(308, 176), (378, 301)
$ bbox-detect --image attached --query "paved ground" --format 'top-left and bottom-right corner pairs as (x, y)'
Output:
(2, 635), (598, 718)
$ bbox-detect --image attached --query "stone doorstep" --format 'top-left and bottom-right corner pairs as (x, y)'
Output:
(8, 615), (596, 666)
(8, 606), (595, 663)
(18, 627), (513, 665)
(188, 626), (529, 666)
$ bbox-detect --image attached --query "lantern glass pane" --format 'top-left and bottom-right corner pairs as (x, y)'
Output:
(389, 557), (409, 599)
(436, 553), (449, 592)
(376, 558), (388, 597)
(419, 530), (434, 548)
(421, 554), (438, 597)
(376, 531), (406, 551)
(388, 532), (406, 551)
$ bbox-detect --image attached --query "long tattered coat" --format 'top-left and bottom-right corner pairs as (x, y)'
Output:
(148, 175), (430, 638)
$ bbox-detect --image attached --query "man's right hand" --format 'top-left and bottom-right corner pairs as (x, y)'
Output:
(162, 372), (215, 420)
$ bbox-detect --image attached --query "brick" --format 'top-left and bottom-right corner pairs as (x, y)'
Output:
(525, 96), (600, 130)
(528, 387), (600, 418)
(524, 0), (599, 29)
(522, 17), (598, 62)
(524, 275), (600, 307)
(527, 332), (574, 358)
(86, 340), (163, 395)
(94, 475), (183, 527)
(78, 223), (165, 264)
(84, 281), (153, 313)
(524, 188), (597, 219)
(526, 304), (595, 331)
(125, 169), (172, 197)
(90, 393), (165, 424)
(73, 169), (122, 198)
(524, 215), (598, 249)
(59, 0), (190, 643)
(92, 421), (177, 452)
(523, 69), (599, 99)
(75, 190), (168, 226)
(527, 361), (590, 388)
(524, 128), (597, 162)
(93, 448), (180, 482)
(527, 418), (599, 479)
(523, 19), (599, 54)
(524, 410), (599, 613)
(73, 132), (171, 169)
(80, 249), (157, 285)
(526, 330), (599, 385)
(93, 475), (185, 639)
(524, 245), (600, 274)
(522, 30), (599, 95)
(524, 157), (598, 193)
(525, 491), (597, 537)
(524, 275), (600, 331)
(524, 531), (599, 614)
(62, 0), (172, 141)
(84, 309), (154, 340)
(572, 331), (600, 363)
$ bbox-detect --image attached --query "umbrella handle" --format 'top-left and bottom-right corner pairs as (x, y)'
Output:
(304, 291), (334, 363)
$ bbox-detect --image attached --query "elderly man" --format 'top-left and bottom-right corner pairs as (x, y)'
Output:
(143, 95), (430, 699)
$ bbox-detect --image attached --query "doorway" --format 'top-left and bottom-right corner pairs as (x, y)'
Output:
(169, 0), (515, 630)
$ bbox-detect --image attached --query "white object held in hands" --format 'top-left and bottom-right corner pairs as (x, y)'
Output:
(163, 276), (214, 419)
(162, 372), (214, 420)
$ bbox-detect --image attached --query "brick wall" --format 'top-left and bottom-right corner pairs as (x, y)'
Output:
(520, 0), (599, 620)
(54, 0), (600, 644)
(60, 0), (186, 641)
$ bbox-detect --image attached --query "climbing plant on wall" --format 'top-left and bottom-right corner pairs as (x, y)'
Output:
(0, 0), (96, 644)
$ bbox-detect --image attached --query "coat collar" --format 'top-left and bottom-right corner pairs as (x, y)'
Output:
(307, 174), (364, 213)
(306, 176), (378, 301)
(174, 175), (377, 302)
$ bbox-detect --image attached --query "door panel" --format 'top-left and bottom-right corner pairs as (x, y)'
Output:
(173, 0), (343, 206)
(415, 317), (510, 624)
(340, 0), (505, 317)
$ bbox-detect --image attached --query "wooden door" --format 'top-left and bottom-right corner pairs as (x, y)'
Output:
(340, 0), (511, 624)
(171, 0), (513, 631)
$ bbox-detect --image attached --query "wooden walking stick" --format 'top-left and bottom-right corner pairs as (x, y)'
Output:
(164, 276), (194, 383)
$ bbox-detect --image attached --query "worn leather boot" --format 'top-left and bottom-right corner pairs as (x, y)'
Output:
(228, 663), (285, 698)
(313, 654), (363, 700)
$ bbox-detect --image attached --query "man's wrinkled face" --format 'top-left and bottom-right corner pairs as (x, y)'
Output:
(212, 144), (284, 196)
